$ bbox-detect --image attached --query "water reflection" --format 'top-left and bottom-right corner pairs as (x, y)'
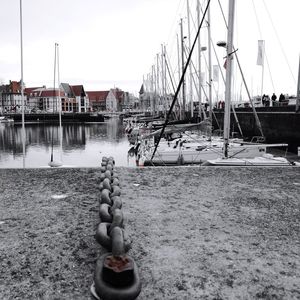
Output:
(0, 118), (135, 168)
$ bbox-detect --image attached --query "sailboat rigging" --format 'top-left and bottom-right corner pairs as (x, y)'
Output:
(150, 0), (211, 161)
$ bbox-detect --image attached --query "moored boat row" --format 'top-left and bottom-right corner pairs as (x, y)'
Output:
(124, 119), (297, 167)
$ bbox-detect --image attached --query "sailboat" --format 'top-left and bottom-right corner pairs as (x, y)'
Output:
(48, 43), (63, 168)
(204, 0), (296, 167)
(136, 0), (289, 167)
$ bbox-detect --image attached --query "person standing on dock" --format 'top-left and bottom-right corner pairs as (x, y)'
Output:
(279, 93), (285, 105)
(262, 94), (266, 106)
(221, 101), (225, 110)
(265, 95), (270, 107)
(271, 93), (277, 106)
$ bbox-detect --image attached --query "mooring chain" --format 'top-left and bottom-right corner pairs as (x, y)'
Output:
(91, 156), (141, 300)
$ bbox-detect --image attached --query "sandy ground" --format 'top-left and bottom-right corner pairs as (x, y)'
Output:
(0, 166), (300, 300)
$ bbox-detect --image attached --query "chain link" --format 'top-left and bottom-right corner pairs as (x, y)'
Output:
(92, 156), (141, 300)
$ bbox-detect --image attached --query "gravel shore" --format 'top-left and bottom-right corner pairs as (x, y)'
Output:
(0, 166), (300, 299)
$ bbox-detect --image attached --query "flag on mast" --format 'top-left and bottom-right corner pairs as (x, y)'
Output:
(257, 40), (265, 66)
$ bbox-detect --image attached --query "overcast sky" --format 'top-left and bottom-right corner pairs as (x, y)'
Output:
(0, 0), (299, 98)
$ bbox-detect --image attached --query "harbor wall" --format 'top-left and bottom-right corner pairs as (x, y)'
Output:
(5, 112), (105, 123)
(212, 105), (300, 152)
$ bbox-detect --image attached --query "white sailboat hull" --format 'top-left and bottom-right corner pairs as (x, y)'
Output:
(144, 143), (267, 165)
(205, 154), (295, 166)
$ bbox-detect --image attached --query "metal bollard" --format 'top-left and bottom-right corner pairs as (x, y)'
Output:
(94, 253), (141, 300)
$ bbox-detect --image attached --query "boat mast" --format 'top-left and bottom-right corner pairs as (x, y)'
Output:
(19, 0), (25, 168)
(207, 2), (213, 134)
(258, 40), (265, 105)
(164, 47), (180, 119)
(296, 55), (300, 112)
(57, 43), (61, 127)
(156, 54), (160, 115)
(153, 64), (157, 114)
(151, 65), (155, 115)
(53, 43), (57, 113)
(57, 43), (63, 162)
(187, 0), (193, 118)
(224, 0), (235, 158)
(50, 43), (57, 163)
(180, 18), (186, 120)
(161, 44), (166, 117)
(177, 33), (182, 119)
(197, 0), (203, 120)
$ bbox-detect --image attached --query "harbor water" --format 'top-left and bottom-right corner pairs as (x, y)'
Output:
(0, 118), (136, 168)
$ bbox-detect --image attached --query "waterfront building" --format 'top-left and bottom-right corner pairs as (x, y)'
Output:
(106, 88), (125, 112)
(86, 91), (109, 111)
(87, 88), (136, 112)
(1, 80), (136, 114)
(139, 84), (150, 111)
(60, 83), (89, 112)
(0, 81), (25, 113)
(122, 91), (139, 111)
(70, 85), (89, 112)
(139, 83), (173, 114)
(26, 87), (65, 112)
